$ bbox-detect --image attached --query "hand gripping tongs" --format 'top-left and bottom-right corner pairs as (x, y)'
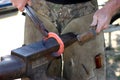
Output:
(25, 5), (48, 37)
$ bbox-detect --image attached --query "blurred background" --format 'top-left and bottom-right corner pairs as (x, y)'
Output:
(0, 0), (120, 80)
(0, 3), (25, 57)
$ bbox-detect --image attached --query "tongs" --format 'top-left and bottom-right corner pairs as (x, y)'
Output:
(25, 5), (49, 37)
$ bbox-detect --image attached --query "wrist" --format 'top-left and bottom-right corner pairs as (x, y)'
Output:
(104, 0), (120, 16)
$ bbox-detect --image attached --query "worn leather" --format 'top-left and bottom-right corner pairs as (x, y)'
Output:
(22, 0), (106, 80)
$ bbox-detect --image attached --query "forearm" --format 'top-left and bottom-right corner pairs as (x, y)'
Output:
(114, 0), (120, 11)
(104, 0), (120, 16)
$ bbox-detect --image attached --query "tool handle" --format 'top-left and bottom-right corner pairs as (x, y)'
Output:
(25, 5), (48, 37)
(77, 29), (97, 44)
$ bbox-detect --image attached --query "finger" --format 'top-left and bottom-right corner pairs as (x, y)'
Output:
(103, 24), (109, 30)
(96, 21), (105, 33)
(27, 0), (32, 6)
(11, 2), (15, 7)
(91, 15), (98, 27)
(17, 4), (25, 12)
(96, 25), (101, 33)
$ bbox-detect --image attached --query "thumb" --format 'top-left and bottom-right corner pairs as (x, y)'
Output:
(91, 15), (98, 27)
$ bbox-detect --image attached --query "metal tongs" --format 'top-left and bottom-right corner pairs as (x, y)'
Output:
(25, 5), (49, 37)
(24, 5), (97, 45)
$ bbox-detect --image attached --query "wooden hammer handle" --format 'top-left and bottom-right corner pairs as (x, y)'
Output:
(77, 29), (97, 44)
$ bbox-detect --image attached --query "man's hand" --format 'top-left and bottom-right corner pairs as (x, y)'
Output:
(10, 0), (31, 11)
(91, 0), (120, 33)
(91, 6), (112, 33)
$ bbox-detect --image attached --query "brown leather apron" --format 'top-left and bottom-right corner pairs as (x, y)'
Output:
(23, 0), (106, 80)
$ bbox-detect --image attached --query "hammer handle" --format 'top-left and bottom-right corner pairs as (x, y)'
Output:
(77, 29), (97, 44)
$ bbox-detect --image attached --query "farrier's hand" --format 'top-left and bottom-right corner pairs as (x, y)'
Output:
(91, 0), (120, 34)
(10, 0), (31, 11)
(91, 6), (113, 33)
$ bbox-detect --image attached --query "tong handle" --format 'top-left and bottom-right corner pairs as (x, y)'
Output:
(25, 5), (48, 37)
